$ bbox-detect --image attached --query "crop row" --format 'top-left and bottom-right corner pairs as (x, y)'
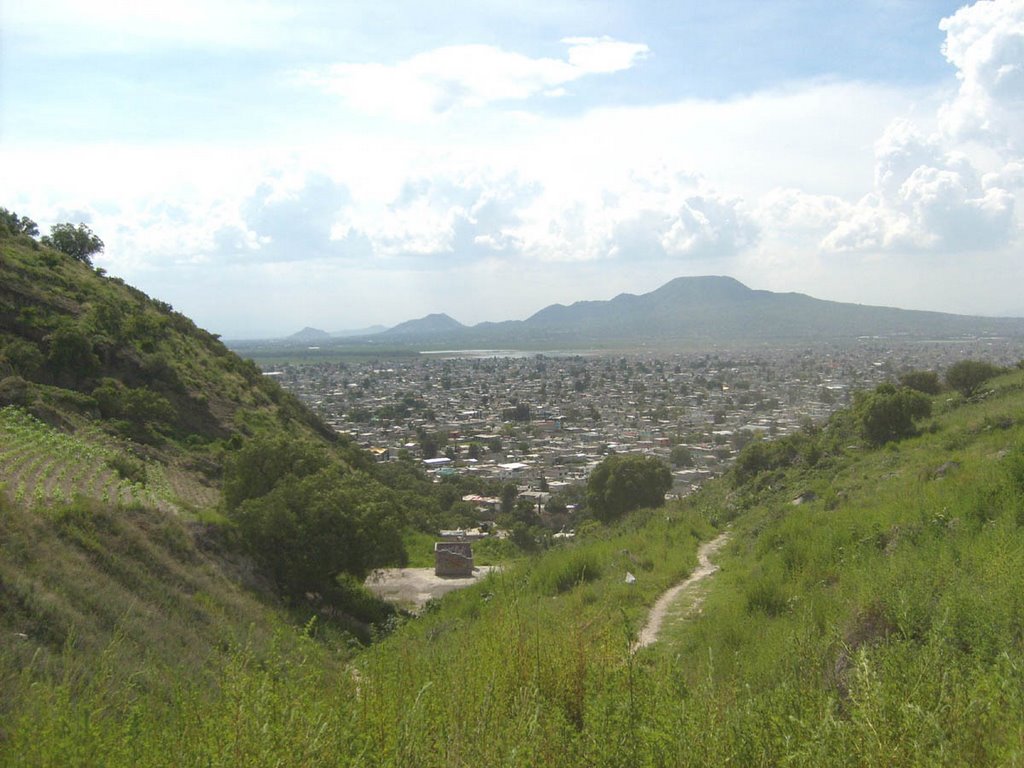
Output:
(0, 406), (179, 512)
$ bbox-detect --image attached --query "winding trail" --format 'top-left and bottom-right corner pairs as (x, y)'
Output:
(633, 530), (730, 651)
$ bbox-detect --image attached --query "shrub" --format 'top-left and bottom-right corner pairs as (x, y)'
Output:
(230, 467), (406, 598)
(899, 370), (941, 395)
(0, 375), (32, 407)
(946, 359), (1005, 397)
(106, 453), (147, 485)
(854, 383), (932, 446)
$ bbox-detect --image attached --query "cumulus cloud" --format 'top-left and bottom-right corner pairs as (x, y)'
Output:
(229, 173), (367, 262)
(506, 170), (756, 263)
(297, 37), (648, 119)
(984, 160), (1024, 189)
(87, 170), (365, 268)
(939, 0), (1024, 152)
(335, 172), (538, 259)
(754, 188), (846, 235)
(756, 3), (1024, 259)
(822, 119), (1016, 253)
(658, 195), (758, 258)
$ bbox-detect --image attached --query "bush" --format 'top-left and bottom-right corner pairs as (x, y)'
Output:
(327, 573), (397, 627)
(222, 434), (330, 511)
(946, 360), (1005, 397)
(0, 376), (32, 407)
(106, 453), (147, 485)
(854, 383), (932, 446)
(732, 430), (821, 485)
(46, 325), (99, 386)
(899, 370), (941, 395)
(1, 340), (44, 380)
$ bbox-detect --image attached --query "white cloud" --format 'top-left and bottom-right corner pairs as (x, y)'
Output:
(505, 169), (756, 263)
(821, 119), (1017, 253)
(562, 36), (651, 74)
(985, 160), (1024, 189)
(335, 172), (537, 259)
(754, 188), (846, 235)
(776, 3), (1024, 258)
(939, 0), (1024, 152)
(297, 37), (648, 119)
(658, 195), (757, 258)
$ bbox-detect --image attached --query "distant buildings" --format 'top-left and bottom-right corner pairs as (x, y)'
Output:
(266, 341), (1024, 504)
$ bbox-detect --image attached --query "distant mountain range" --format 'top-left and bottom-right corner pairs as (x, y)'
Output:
(285, 324), (388, 342)
(280, 276), (1024, 350)
(381, 313), (465, 338)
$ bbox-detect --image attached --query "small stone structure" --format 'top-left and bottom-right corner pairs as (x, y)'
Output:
(434, 541), (474, 577)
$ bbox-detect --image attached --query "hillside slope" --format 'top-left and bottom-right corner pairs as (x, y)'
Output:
(0, 225), (416, 728)
(0, 229), (345, 453)
(6, 362), (1024, 765)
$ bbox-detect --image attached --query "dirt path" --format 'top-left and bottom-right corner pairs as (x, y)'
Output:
(633, 530), (730, 651)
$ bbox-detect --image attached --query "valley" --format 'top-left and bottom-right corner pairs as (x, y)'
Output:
(3, 223), (1024, 765)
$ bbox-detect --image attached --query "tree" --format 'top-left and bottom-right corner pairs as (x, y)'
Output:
(586, 454), (672, 523)
(46, 324), (100, 386)
(41, 222), (104, 266)
(232, 467), (405, 597)
(1, 339), (44, 379)
(0, 207), (39, 237)
(500, 482), (518, 514)
(222, 433), (330, 511)
(945, 360), (1005, 398)
(854, 383), (931, 446)
(670, 444), (694, 468)
(420, 432), (439, 459)
(223, 434), (407, 598)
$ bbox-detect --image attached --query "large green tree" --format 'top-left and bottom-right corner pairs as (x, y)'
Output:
(586, 454), (672, 523)
(41, 222), (104, 266)
(222, 433), (330, 510)
(899, 370), (941, 395)
(232, 467), (406, 597)
(223, 434), (407, 598)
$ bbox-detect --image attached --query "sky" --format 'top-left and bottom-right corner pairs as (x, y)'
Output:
(2, 0), (1023, 339)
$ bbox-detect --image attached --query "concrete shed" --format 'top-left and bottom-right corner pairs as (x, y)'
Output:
(434, 541), (474, 577)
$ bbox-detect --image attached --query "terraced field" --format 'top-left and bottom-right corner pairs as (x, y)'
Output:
(0, 406), (199, 513)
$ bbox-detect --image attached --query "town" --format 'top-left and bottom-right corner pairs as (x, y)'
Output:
(262, 338), (1023, 537)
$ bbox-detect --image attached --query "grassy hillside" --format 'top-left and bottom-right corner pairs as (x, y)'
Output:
(0, 225), (348, 451)
(5, 362), (1024, 764)
(0, 224), (426, 737)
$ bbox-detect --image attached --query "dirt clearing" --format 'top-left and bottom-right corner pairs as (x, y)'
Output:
(365, 566), (500, 612)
